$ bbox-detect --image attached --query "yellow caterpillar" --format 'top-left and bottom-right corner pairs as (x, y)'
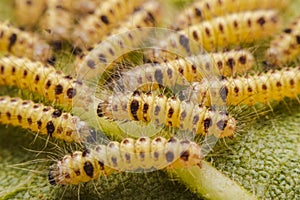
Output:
(173, 0), (289, 30)
(97, 91), (236, 138)
(184, 66), (300, 106)
(266, 15), (300, 65)
(0, 96), (94, 143)
(75, 0), (161, 79)
(159, 10), (280, 54)
(0, 22), (52, 62)
(48, 136), (202, 185)
(13, 0), (46, 28)
(0, 55), (93, 109)
(71, 0), (146, 48)
(57, 0), (103, 14)
(39, 0), (75, 42)
(115, 49), (254, 92)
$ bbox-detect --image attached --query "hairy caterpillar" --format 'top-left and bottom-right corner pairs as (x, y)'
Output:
(96, 91), (236, 138)
(0, 96), (95, 143)
(71, 0), (146, 48)
(158, 10), (280, 54)
(75, 0), (161, 79)
(0, 55), (93, 109)
(108, 0), (161, 35)
(0, 22), (53, 62)
(173, 0), (289, 30)
(48, 136), (202, 185)
(13, 0), (46, 28)
(115, 49), (254, 92)
(183, 66), (300, 106)
(39, 0), (75, 42)
(266, 15), (300, 65)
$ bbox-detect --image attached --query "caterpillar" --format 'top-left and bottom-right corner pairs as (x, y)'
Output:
(0, 96), (95, 143)
(13, 0), (47, 28)
(115, 49), (255, 92)
(0, 21), (53, 62)
(39, 0), (75, 42)
(0, 55), (93, 109)
(71, 0), (146, 48)
(96, 91), (236, 138)
(75, 0), (161, 80)
(58, 0), (103, 14)
(108, 0), (161, 35)
(158, 10), (280, 55)
(173, 0), (289, 30)
(183, 66), (300, 106)
(48, 136), (202, 185)
(266, 15), (300, 65)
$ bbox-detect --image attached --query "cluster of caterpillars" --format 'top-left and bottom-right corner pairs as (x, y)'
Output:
(0, 0), (299, 194)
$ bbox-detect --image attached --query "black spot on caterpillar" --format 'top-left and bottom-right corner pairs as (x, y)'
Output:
(0, 96), (94, 143)
(48, 136), (202, 185)
(184, 66), (300, 106)
(173, 0), (289, 30)
(13, 0), (47, 28)
(162, 10), (280, 53)
(114, 49), (254, 92)
(71, 0), (146, 48)
(97, 91), (236, 138)
(0, 55), (93, 109)
(266, 15), (300, 65)
(75, 0), (161, 80)
(0, 21), (53, 62)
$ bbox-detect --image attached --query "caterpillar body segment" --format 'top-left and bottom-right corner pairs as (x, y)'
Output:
(266, 16), (300, 65)
(0, 55), (93, 109)
(75, 1), (161, 80)
(0, 22), (52, 62)
(96, 91), (236, 138)
(58, 0), (104, 14)
(185, 67), (300, 106)
(109, 0), (161, 35)
(169, 10), (280, 53)
(115, 49), (254, 92)
(13, 0), (47, 27)
(114, 59), (193, 92)
(39, 0), (74, 42)
(0, 96), (94, 143)
(205, 49), (255, 76)
(71, 0), (146, 48)
(174, 0), (289, 30)
(48, 136), (202, 185)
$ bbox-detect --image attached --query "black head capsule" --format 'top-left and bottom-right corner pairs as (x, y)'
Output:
(48, 170), (57, 185)
(47, 55), (56, 65)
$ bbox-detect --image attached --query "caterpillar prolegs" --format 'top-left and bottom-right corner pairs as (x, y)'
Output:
(48, 136), (202, 185)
